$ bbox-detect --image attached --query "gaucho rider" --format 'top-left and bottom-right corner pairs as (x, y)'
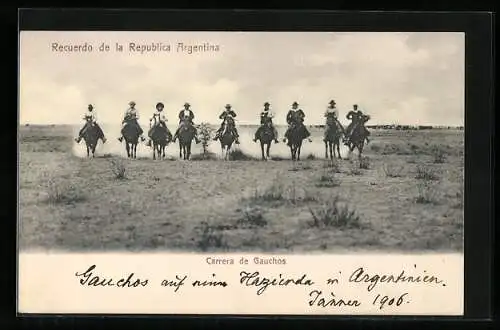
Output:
(213, 104), (240, 144)
(323, 99), (344, 142)
(75, 104), (107, 144)
(172, 102), (201, 144)
(282, 101), (312, 145)
(343, 104), (370, 145)
(253, 102), (279, 143)
(118, 101), (146, 142)
(146, 102), (172, 146)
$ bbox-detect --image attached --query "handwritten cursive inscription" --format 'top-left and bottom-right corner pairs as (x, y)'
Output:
(349, 267), (445, 292)
(308, 290), (362, 308)
(240, 271), (314, 295)
(74, 265), (149, 287)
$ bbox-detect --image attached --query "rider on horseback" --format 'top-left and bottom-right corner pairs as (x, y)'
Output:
(118, 101), (146, 142)
(75, 104), (107, 144)
(343, 104), (370, 145)
(172, 102), (201, 144)
(213, 104), (240, 144)
(282, 101), (312, 145)
(146, 102), (170, 147)
(323, 99), (344, 142)
(253, 102), (279, 143)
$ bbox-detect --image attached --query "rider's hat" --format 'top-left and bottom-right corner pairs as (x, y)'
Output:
(329, 100), (336, 105)
(184, 102), (190, 107)
(156, 102), (164, 109)
(225, 104), (231, 108)
(88, 104), (94, 109)
(264, 102), (270, 106)
(129, 101), (136, 106)
(292, 101), (299, 106)
(353, 104), (358, 107)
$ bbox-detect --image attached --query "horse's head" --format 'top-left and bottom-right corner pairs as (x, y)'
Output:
(224, 116), (235, 127)
(326, 114), (337, 125)
(179, 118), (193, 133)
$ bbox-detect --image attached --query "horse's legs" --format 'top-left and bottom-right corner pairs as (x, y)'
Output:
(266, 143), (271, 159)
(358, 142), (364, 160)
(324, 141), (328, 159)
(86, 145), (90, 158)
(260, 142), (265, 160)
(297, 143), (301, 161)
(338, 142), (342, 159)
(125, 143), (130, 158)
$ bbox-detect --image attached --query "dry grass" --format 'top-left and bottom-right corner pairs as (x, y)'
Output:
(415, 165), (441, 181)
(44, 178), (87, 205)
(109, 158), (127, 179)
(307, 196), (361, 229)
(415, 181), (442, 205)
(382, 163), (405, 177)
(18, 125), (464, 252)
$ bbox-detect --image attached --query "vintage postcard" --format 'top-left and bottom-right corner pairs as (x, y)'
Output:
(18, 30), (465, 315)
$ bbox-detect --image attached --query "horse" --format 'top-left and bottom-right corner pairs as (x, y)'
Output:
(345, 115), (370, 160)
(150, 122), (172, 160)
(81, 118), (100, 158)
(255, 119), (275, 160)
(324, 116), (344, 160)
(284, 123), (307, 161)
(220, 116), (236, 160)
(121, 119), (141, 159)
(177, 119), (196, 160)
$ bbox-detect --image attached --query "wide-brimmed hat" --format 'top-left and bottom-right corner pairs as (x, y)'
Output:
(225, 104), (231, 108)
(329, 100), (336, 105)
(184, 102), (190, 107)
(292, 101), (299, 106)
(88, 104), (94, 109)
(264, 102), (270, 106)
(129, 101), (136, 106)
(353, 104), (358, 107)
(156, 102), (164, 109)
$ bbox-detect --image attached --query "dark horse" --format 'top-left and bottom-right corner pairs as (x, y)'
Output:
(324, 115), (344, 160)
(177, 119), (196, 160)
(82, 118), (101, 158)
(255, 119), (275, 160)
(220, 116), (236, 160)
(345, 114), (370, 160)
(287, 123), (308, 161)
(150, 123), (172, 160)
(121, 119), (141, 159)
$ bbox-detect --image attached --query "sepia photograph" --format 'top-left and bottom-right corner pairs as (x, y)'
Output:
(18, 31), (465, 255)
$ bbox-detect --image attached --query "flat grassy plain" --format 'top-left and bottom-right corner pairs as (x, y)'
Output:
(19, 124), (464, 253)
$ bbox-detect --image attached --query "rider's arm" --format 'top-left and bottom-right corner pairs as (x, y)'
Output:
(230, 110), (237, 117)
(219, 112), (225, 119)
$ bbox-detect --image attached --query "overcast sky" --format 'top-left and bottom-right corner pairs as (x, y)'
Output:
(19, 31), (464, 126)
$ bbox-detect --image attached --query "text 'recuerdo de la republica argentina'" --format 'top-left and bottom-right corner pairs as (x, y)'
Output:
(51, 42), (221, 54)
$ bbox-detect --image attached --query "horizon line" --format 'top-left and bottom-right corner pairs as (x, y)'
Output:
(18, 122), (465, 128)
